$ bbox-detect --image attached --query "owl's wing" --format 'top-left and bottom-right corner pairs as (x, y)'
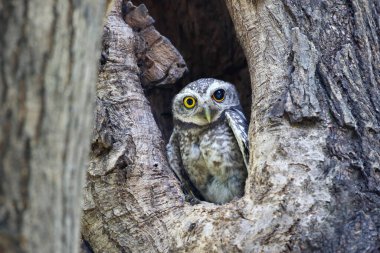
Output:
(166, 131), (184, 182)
(225, 108), (249, 168)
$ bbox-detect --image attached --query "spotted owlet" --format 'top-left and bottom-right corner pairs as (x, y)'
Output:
(166, 78), (249, 204)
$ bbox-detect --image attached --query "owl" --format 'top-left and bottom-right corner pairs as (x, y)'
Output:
(166, 78), (249, 204)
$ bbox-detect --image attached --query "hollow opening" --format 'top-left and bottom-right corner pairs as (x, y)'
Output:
(134, 0), (251, 141)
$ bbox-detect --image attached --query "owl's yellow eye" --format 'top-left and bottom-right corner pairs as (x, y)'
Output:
(183, 96), (196, 109)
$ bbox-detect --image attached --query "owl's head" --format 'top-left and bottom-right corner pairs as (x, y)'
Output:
(172, 78), (241, 126)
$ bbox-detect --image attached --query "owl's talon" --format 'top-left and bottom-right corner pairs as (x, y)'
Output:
(186, 195), (201, 205)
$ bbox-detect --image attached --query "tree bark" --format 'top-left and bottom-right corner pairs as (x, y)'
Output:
(226, 0), (380, 251)
(0, 1), (106, 252)
(82, 0), (380, 252)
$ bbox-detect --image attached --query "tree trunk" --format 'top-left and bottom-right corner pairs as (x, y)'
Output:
(225, 0), (380, 251)
(82, 0), (380, 252)
(0, 1), (106, 252)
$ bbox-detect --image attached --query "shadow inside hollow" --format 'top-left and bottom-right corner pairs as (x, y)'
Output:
(134, 0), (252, 141)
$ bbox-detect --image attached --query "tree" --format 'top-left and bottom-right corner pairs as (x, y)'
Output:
(2, 0), (378, 252)
(83, 0), (380, 252)
(0, 1), (106, 252)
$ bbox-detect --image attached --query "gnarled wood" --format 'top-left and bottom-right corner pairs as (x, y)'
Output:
(81, 1), (186, 252)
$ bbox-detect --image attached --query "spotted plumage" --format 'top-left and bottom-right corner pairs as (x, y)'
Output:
(166, 78), (249, 204)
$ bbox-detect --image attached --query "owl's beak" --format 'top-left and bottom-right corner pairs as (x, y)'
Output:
(204, 106), (212, 123)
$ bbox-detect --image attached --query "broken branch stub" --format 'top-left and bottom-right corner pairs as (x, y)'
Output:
(122, 0), (187, 88)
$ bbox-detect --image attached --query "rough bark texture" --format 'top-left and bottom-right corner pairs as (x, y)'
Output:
(81, 1), (186, 252)
(0, 1), (106, 252)
(82, 0), (380, 252)
(121, 2), (187, 88)
(226, 0), (380, 251)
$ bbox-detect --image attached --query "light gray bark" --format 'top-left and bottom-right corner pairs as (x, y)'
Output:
(226, 0), (380, 251)
(82, 0), (380, 252)
(0, 1), (106, 252)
